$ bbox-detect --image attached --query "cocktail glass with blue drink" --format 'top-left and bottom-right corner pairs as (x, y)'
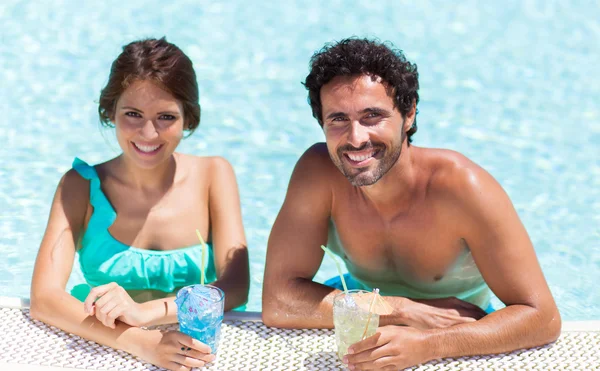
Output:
(175, 284), (225, 353)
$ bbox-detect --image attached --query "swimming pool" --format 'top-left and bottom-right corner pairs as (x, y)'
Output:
(0, 0), (598, 319)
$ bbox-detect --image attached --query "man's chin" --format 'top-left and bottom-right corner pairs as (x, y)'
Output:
(344, 170), (380, 187)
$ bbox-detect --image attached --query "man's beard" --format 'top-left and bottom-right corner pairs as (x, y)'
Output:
(331, 137), (403, 187)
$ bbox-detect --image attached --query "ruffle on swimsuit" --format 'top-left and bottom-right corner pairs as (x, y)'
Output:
(70, 157), (216, 300)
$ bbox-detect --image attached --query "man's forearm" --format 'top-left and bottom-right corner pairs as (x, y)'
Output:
(263, 278), (341, 329)
(264, 282), (427, 328)
(424, 305), (561, 360)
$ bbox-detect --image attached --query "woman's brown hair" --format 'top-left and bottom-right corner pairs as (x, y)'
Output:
(98, 37), (200, 134)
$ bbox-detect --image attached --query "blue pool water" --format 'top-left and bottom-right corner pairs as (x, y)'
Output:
(0, 0), (598, 319)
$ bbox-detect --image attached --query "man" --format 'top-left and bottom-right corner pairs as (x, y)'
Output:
(262, 38), (561, 370)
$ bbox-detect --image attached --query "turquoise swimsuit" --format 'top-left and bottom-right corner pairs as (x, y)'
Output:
(70, 158), (216, 301)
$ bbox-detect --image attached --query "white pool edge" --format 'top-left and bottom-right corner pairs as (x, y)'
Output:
(1, 296), (597, 330)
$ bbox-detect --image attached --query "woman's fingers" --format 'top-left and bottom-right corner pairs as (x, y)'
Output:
(103, 303), (127, 329)
(166, 362), (191, 371)
(83, 282), (117, 314)
(177, 334), (212, 354)
(93, 289), (124, 328)
(178, 347), (216, 363)
(172, 353), (207, 369)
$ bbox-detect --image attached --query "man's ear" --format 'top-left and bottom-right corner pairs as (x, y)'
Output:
(404, 101), (417, 132)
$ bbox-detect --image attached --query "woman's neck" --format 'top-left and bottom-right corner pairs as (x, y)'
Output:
(116, 153), (178, 193)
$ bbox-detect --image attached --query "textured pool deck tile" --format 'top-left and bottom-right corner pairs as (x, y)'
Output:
(1, 297), (599, 370)
(0, 363), (86, 371)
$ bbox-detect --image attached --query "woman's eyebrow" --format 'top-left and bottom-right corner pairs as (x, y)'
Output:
(120, 106), (143, 113)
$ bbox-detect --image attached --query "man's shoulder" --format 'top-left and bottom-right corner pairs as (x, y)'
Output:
(285, 142), (340, 196)
(294, 142), (337, 173)
(424, 148), (496, 200)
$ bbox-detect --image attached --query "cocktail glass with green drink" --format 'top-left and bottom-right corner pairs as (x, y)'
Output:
(321, 245), (393, 361)
(333, 289), (380, 360)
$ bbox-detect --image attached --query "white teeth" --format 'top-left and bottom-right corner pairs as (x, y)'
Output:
(133, 142), (160, 153)
(347, 151), (374, 162)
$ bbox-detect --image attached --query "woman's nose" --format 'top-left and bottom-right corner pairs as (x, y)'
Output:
(139, 119), (159, 139)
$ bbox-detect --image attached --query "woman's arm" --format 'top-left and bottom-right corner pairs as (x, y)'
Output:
(206, 157), (249, 311)
(30, 169), (146, 353)
(29, 170), (214, 370)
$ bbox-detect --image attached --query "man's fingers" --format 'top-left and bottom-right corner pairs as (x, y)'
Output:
(345, 344), (390, 365)
(348, 331), (384, 355)
(351, 355), (397, 370)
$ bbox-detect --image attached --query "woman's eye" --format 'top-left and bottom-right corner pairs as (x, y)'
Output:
(159, 114), (176, 120)
(125, 111), (142, 118)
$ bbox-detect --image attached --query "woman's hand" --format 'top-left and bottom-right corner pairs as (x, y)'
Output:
(83, 282), (148, 328)
(135, 329), (216, 371)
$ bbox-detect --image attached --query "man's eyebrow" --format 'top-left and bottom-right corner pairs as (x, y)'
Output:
(325, 107), (390, 120)
(360, 107), (390, 115)
(325, 111), (348, 120)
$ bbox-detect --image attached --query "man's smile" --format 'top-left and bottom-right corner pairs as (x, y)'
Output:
(342, 148), (382, 167)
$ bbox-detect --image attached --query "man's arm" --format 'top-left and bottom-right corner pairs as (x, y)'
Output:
(345, 160), (560, 370)
(262, 144), (341, 329)
(424, 160), (561, 354)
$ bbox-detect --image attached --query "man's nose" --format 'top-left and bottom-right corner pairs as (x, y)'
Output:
(347, 120), (369, 149)
(140, 119), (159, 139)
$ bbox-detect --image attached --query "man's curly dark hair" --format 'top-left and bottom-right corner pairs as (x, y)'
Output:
(303, 37), (420, 143)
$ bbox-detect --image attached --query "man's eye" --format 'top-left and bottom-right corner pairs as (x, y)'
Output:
(125, 112), (142, 118)
(159, 114), (176, 120)
(331, 117), (347, 122)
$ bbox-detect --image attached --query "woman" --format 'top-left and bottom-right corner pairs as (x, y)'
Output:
(30, 38), (249, 371)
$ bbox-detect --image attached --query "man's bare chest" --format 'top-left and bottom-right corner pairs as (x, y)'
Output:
(330, 207), (467, 283)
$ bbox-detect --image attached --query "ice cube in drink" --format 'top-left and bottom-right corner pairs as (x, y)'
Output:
(333, 289), (380, 360)
(175, 284), (225, 353)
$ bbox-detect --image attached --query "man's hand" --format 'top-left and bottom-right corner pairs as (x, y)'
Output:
(388, 296), (487, 329)
(344, 326), (431, 370)
(83, 282), (148, 328)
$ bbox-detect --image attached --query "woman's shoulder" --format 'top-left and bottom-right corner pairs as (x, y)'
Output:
(177, 153), (234, 174)
(56, 167), (91, 214)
